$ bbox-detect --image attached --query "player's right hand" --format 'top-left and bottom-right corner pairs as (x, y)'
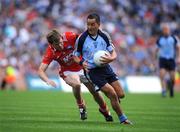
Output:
(100, 53), (112, 64)
(46, 80), (57, 88)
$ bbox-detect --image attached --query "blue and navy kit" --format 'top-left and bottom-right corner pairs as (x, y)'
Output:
(74, 30), (114, 69)
(74, 30), (118, 89)
(156, 35), (179, 70)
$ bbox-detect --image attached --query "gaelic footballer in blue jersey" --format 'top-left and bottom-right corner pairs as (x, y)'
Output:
(73, 13), (132, 124)
(156, 23), (180, 97)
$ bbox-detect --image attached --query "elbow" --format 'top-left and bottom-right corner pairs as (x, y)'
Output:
(112, 51), (117, 60)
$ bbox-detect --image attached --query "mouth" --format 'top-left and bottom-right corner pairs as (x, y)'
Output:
(88, 30), (94, 34)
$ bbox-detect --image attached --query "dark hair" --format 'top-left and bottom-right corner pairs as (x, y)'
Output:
(46, 29), (60, 45)
(87, 13), (100, 24)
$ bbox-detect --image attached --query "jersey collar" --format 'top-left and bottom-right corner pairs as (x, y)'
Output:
(87, 30), (99, 41)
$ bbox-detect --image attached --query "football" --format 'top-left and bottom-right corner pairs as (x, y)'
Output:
(93, 50), (110, 66)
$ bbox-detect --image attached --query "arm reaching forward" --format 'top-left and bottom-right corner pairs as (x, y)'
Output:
(38, 63), (57, 88)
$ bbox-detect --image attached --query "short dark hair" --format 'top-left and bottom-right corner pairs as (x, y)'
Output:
(87, 13), (100, 24)
(46, 29), (60, 45)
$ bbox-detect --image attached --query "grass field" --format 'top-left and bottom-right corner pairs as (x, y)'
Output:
(0, 91), (180, 132)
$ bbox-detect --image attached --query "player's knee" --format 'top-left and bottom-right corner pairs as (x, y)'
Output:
(118, 93), (125, 99)
(74, 84), (81, 89)
(115, 90), (125, 99)
(108, 91), (118, 101)
(71, 83), (81, 89)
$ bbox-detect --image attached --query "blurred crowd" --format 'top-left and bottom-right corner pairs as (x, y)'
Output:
(0, 0), (179, 89)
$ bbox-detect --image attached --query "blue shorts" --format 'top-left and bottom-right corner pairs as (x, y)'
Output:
(87, 65), (118, 91)
(159, 57), (176, 71)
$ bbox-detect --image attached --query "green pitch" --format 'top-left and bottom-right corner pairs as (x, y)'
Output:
(0, 91), (180, 132)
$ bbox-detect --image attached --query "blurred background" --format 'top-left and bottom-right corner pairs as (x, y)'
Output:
(0, 0), (179, 91)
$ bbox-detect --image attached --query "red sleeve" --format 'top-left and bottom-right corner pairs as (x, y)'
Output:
(42, 47), (54, 64)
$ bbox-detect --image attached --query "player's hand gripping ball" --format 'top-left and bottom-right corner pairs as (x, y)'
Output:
(93, 50), (110, 66)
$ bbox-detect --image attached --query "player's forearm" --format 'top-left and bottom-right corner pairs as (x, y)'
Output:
(38, 69), (50, 83)
(38, 63), (50, 83)
(73, 56), (81, 64)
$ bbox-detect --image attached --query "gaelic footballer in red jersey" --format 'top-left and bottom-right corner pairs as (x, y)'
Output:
(38, 29), (113, 121)
(42, 31), (81, 78)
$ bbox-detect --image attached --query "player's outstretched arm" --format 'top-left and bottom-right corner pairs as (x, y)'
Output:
(38, 63), (57, 88)
(73, 56), (81, 64)
(73, 56), (88, 71)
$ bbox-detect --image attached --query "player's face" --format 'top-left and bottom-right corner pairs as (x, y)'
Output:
(52, 36), (64, 50)
(87, 18), (100, 36)
(162, 25), (170, 36)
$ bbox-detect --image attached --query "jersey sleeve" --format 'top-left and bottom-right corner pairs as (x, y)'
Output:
(42, 47), (53, 64)
(101, 30), (115, 52)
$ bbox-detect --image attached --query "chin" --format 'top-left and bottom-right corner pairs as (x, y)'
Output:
(90, 32), (96, 36)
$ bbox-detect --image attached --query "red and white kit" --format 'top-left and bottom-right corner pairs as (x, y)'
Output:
(42, 32), (82, 78)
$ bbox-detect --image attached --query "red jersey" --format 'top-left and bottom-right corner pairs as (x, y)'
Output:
(42, 32), (82, 77)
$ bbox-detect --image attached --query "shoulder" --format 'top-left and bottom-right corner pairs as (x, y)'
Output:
(45, 46), (53, 54)
(157, 35), (163, 41)
(171, 35), (178, 43)
(99, 30), (111, 38)
(156, 35), (163, 45)
(78, 31), (88, 40)
(76, 30), (89, 44)
(43, 46), (54, 58)
(74, 31), (89, 53)
(42, 46), (54, 64)
(98, 30), (113, 45)
(63, 32), (78, 42)
(98, 30), (111, 40)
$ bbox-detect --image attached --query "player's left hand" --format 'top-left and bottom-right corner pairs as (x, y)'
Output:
(100, 53), (114, 64)
(46, 80), (57, 88)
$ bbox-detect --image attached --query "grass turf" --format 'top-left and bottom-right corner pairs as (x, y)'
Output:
(0, 91), (180, 132)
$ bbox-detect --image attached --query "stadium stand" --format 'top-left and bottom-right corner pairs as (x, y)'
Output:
(0, 0), (179, 90)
